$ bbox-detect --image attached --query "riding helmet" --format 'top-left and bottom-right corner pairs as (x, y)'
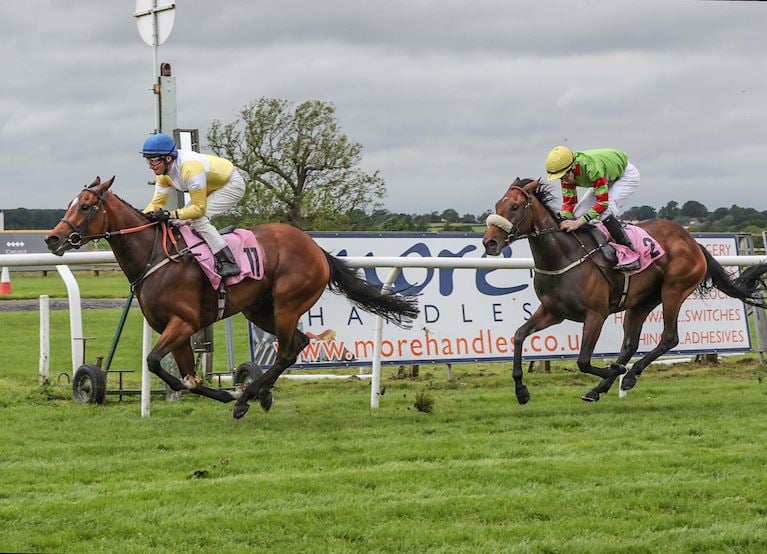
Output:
(545, 145), (575, 181)
(141, 133), (178, 158)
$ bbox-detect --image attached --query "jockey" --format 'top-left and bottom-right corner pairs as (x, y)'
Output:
(545, 145), (640, 271)
(141, 133), (246, 277)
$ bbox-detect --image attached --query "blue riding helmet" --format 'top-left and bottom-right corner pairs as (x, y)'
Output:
(141, 133), (178, 158)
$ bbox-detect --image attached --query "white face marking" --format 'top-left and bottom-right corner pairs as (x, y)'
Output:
(68, 196), (80, 210)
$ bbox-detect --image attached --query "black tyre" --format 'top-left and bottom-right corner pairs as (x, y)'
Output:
(72, 364), (107, 404)
(233, 362), (273, 412)
(233, 362), (263, 387)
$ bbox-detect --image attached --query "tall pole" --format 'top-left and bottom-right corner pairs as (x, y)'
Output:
(152, 3), (160, 134)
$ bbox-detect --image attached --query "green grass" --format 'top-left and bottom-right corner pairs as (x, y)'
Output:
(2, 273), (767, 552)
(1, 269), (128, 300)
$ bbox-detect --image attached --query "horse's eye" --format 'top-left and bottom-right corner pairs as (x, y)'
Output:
(80, 204), (90, 212)
(511, 203), (519, 210)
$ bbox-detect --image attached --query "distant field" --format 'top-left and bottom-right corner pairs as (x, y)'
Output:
(0, 269), (129, 300)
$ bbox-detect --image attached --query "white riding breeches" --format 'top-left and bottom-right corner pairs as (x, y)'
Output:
(187, 168), (246, 253)
(573, 161), (640, 220)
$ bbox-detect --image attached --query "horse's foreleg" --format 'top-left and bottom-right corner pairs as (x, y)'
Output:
(147, 319), (236, 403)
(145, 321), (193, 393)
(576, 311), (628, 402)
(169, 342), (237, 403)
(512, 306), (563, 405)
(585, 304), (657, 401)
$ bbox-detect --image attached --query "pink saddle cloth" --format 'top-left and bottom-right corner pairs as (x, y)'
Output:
(593, 222), (665, 275)
(178, 225), (265, 289)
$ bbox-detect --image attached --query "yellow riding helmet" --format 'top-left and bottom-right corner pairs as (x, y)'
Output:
(545, 146), (575, 181)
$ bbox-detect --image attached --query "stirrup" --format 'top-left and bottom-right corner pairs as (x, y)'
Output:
(614, 260), (640, 272)
(216, 261), (241, 277)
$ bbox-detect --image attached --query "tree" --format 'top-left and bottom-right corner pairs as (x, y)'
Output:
(207, 98), (385, 230)
(622, 205), (656, 221)
(440, 209), (459, 223)
(657, 201), (680, 220)
(680, 200), (708, 219)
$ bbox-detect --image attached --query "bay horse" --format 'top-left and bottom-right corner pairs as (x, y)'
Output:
(45, 177), (419, 419)
(483, 178), (767, 403)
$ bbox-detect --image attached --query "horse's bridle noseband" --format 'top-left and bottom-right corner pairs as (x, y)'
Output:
(485, 185), (533, 244)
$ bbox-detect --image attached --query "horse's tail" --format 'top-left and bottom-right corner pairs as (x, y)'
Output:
(699, 246), (767, 309)
(323, 251), (420, 328)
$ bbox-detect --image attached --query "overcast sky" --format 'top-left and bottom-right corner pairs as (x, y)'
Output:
(1, 1), (765, 218)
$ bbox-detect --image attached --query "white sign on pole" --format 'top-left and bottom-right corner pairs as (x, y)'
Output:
(134, 0), (176, 46)
(249, 233), (752, 368)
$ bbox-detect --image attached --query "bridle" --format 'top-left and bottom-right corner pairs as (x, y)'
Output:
(57, 187), (157, 249)
(485, 185), (559, 244)
(484, 185), (613, 282)
(58, 188), (110, 248)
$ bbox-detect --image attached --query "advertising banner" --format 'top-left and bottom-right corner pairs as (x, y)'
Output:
(249, 233), (750, 367)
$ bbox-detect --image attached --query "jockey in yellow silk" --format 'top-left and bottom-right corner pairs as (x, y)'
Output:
(141, 133), (245, 277)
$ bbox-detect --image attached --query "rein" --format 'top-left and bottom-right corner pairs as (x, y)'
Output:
(485, 185), (602, 275)
(58, 187), (181, 259)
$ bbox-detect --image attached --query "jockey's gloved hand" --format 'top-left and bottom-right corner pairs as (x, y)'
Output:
(146, 210), (172, 222)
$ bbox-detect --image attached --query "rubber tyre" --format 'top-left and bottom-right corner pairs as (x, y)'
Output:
(233, 362), (264, 387)
(72, 364), (107, 404)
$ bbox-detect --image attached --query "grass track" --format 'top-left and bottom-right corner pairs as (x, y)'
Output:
(2, 274), (767, 551)
(1, 361), (767, 552)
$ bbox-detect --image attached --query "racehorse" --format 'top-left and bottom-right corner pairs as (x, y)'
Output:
(45, 177), (419, 419)
(483, 178), (767, 403)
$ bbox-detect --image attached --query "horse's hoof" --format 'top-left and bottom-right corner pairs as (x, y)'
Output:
(233, 402), (250, 419)
(582, 390), (600, 402)
(621, 373), (637, 391)
(516, 387), (531, 405)
(258, 388), (273, 412)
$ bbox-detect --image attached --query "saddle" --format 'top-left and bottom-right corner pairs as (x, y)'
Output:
(586, 226), (617, 264)
(175, 224), (265, 290)
(588, 223), (665, 275)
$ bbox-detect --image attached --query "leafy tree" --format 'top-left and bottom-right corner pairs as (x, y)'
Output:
(440, 209), (460, 223)
(623, 205), (657, 221)
(680, 200), (708, 219)
(207, 98), (385, 230)
(657, 201), (680, 220)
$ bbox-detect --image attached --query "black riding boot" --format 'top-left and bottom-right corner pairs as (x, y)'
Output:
(602, 215), (639, 271)
(214, 246), (241, 277)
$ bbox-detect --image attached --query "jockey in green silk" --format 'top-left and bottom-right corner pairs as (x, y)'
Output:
(545, 145), (640, 271)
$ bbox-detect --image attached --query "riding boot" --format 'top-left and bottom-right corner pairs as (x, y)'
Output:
(602, 215), (639, 271)
(214, 246), (241, 277)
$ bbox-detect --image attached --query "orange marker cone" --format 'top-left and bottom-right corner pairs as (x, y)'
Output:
(0, 267), (11, 295)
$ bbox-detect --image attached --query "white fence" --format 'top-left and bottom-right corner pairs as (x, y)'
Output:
(1, 250), (766, 415)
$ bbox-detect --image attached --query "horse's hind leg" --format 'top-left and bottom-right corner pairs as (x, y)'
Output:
(583, 304), (656, 402)
(233, 308), (311, 419)
(622, 290), (692, 391)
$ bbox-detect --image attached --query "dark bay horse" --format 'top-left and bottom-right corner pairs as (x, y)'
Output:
(45, 177), (419, 419)
(483, 178), (767, 403)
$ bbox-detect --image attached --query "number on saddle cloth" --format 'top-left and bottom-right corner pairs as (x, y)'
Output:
(593, 222), (665, 271)
(177, 225), (265, 289)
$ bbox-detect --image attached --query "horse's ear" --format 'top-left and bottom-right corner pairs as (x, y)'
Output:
(510, 177), (521, 187)
(89, 176), (101, 188)
(522, 179), (540, 194)
(102, 176), (115, 190)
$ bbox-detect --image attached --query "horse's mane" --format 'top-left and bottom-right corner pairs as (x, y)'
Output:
(87, 183), (150, 220)
(515, 178), (559, 218)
